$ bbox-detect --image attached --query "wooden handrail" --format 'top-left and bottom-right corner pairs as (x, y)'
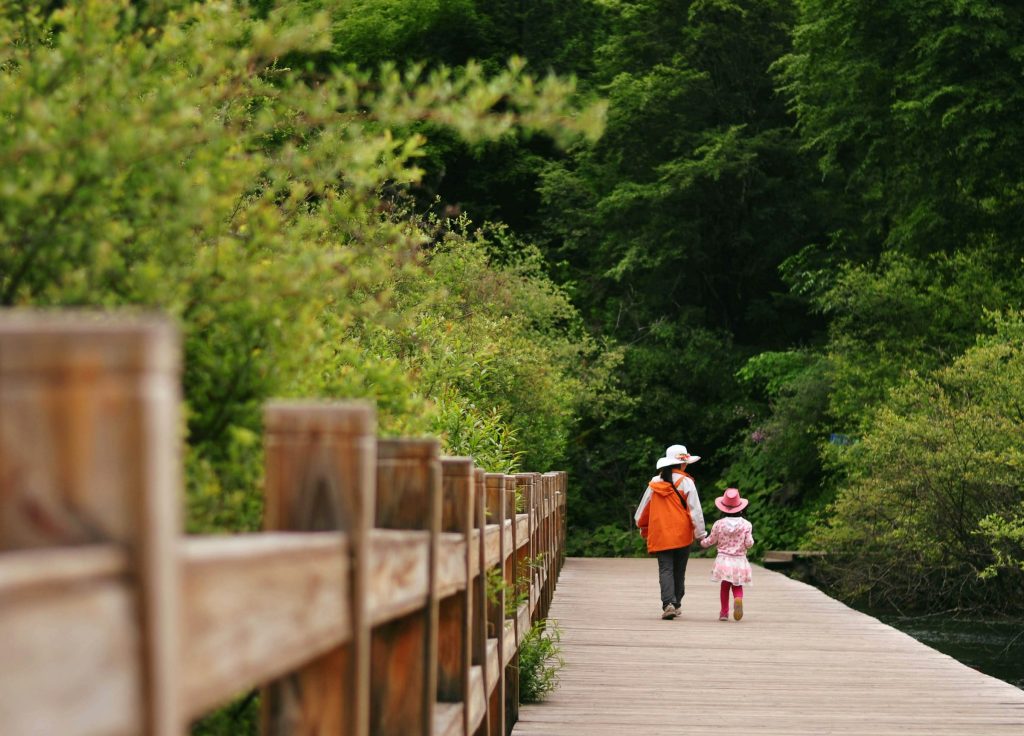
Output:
(0, 312), (569, 736)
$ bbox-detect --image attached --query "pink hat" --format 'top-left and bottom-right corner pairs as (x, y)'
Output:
(715, 488), (748, 514)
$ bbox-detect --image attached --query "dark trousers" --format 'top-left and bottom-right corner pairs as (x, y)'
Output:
(656, 547), (691, 608)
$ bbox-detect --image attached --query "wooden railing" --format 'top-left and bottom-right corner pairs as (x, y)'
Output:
(0, 313), (567, 736)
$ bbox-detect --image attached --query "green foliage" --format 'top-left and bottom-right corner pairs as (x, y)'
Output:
(777, 0), (1024, 261)
(190, 692), (258, 736)
(0, 1), (605, 535)
(978, 508), (1024, 580)
(532, 0), (823, 533)
(816, 249), (1024, 430)
(566, 523), (647, 557)
(517, 620), (564, 704)
(810, 313), (1024, 614)
(486, 553), (542, 617)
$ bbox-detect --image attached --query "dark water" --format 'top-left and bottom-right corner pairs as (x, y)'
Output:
(869, 612), (1024, 690)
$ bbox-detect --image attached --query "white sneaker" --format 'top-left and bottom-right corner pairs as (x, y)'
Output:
(661, 603), (676, 620)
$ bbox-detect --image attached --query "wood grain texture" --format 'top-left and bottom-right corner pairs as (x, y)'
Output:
(483, 474), (506, 736)
(372, 439), (441, 736)
(181, 533), (350, 718)
(0, 545), (139, 736)
(439, 457), (474, 736)
(0, 313), (184, 736)
(503, 477), (520, 736)
(0, 313), (571, 736)
(512, 558), (1024, 735)
(261, 401), (375, 736)
(472, 467), (489, 736)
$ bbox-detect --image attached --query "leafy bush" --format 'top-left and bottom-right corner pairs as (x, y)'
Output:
(0, 1), (606, 535)
(566, 523), (646, 558)
(810, 313), (1024, 614)
(517, 620), (564, 704)
(720, 349), (832, 552)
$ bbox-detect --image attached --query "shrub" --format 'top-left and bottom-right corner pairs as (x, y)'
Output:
(517, 620), (564, 704)
(810, 313), (1024, 614)
(566, 523), (646, 558)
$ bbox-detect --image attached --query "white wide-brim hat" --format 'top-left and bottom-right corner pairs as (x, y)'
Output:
(664, 444), (701, 465)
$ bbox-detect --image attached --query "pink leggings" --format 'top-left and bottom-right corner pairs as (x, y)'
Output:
(720, 581), (744, 613)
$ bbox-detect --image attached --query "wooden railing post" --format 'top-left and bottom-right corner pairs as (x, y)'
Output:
(484, 473), (506, 736)
(558, 471), (568, 570)
(544, 473), (560, 614)
(372, 439), (441, 736)
(438, 457), (474, 736)
(472, 466), (489, 736)
(513, 474), (535, 624)
(0, 313), (184, 736)
(261, 401), (375, 736)
(503, 475), (519, 736)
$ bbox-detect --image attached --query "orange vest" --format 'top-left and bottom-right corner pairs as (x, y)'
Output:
(637, 472), (695, 553)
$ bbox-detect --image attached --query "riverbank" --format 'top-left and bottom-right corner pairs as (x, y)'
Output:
(873, 612), (1024, 690)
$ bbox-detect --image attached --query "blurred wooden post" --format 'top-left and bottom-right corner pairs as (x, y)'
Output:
(513, 474), (534, 622)
(503, 476), (519, 735)
(439, 457), (474, 735)
(262, 402), (375, 736)
(535, 475), (546, 619)
(372, 439), (441, 736)
(471, 467), (489, 736)
(558, 471), (568, 570)
(537, 475), (547, 619)
(542, 474), (556, 618)
(0, 313), (184, 736)
(548, 474), (557, 609)
(484, 473), (506, 736)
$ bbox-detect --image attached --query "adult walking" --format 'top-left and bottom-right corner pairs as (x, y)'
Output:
(634, 444), (707, 619)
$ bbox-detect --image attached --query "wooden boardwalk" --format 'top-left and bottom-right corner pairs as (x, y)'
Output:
(513, 557), (1024, 735)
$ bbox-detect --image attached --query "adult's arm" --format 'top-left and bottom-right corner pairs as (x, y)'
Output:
(682, 477), (707, 539)
(634, 486), (653, 538)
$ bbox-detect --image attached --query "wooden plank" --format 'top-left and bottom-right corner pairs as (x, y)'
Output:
(0, 528), (478, 731)
(512, 558), (1024, 735)
(0, 313), (184, 736)
(366, 528), (431, 623)
(484, 523), (502, 569)
(516, 515), (529, 550)
(439, 457), (474, 736)
(261, 401), (374, 736)
(180, 533), (349, 717)
(371, 438), (441, 736)
(437, 532), (468, 597)
(434, 702), (463, 736)
(467, 665), (486, 734)
(0, 546), (139, 736)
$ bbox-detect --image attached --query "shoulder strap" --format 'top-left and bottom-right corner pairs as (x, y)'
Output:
(669, 475), (689, 512)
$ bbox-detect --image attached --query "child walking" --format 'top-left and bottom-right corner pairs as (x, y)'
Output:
(700, 488), (754, 621)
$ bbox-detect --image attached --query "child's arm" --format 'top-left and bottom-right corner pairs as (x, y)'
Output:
(700, 523), (718, 548)
(744, 522), (754, 550)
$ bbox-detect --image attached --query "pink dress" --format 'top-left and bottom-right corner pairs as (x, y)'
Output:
(701, 517), (754, 585)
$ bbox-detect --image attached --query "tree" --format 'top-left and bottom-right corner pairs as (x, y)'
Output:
(536, 0), (823, 524)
